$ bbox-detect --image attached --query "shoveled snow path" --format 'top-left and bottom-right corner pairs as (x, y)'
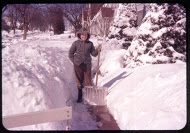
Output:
(25, 34), (99, 130)
(2, 31), (99, 130)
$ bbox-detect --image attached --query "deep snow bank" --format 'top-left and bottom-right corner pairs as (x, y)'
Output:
(2, 30), (99, 130)
(106, 63), (186, 130)
(2, 42), (75, 130)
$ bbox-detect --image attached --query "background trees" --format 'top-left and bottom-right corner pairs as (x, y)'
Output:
(2, 4), (48, 39)
(29, 7), (49, 32)
(61, 4), (88, 35)
(2, 4), (87, 39)
(13, 4), (40, 40)
(47, 5), (65, 35)
(6, 5), (19, 34)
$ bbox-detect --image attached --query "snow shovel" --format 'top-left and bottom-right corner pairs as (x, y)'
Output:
(84, 39), (107, 106)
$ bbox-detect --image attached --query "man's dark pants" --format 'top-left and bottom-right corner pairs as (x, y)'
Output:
(74, 63), (92, 102)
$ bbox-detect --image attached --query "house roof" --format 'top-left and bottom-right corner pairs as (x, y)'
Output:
(101, 7), (114, 18)
(89, 4), (104, 20)
(83, 11), (88, 21)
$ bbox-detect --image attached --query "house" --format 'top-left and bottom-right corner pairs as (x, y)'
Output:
(81, 4), (104, 32)
(81, 4), (149, 37)
(83, 4), (115, 36)
(82, 11), (88, 28)
(90, 7), (114, 36)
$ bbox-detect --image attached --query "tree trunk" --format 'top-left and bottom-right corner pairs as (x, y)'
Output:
(23, 25), (28, 40)
(13, 26), (16, 34)
(75, 30), (77, 37)
(13, 22), (16, 34)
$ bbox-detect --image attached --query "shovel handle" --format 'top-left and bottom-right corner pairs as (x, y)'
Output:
(95, 48), (101, 86)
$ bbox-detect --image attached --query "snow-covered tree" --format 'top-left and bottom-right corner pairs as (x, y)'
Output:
(124, 3), (186, 68)
(107, 3), (138, 49)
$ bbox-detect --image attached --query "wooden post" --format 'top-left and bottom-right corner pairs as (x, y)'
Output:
(3, 106), (72, 129)
(66, 120), (70, 130)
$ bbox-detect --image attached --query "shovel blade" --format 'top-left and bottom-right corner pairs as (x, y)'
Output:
(83, 86), (107, 106)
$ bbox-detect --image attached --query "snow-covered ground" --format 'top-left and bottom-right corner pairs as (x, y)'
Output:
(99, 63), (186, 130)
(2, 30), (186, 130)
(2, 30), (99, 130)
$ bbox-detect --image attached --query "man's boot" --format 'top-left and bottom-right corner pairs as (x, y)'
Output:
(76, 88), (82, 103)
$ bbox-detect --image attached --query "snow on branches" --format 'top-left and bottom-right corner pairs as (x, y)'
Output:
(124, 3), (186, 68)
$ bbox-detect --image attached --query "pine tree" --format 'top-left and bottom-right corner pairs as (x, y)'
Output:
(107, 4), (138, 49)
(124, 3), (186, 68)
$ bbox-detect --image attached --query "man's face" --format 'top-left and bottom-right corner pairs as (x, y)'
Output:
(81, 33), (87, 41)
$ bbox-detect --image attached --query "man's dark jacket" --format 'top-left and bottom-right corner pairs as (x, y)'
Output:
(68, 28), (98, 68)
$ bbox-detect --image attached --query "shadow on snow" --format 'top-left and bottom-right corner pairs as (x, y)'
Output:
(103, 71), (132, 94)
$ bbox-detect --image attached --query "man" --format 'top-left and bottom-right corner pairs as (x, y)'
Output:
(69, 28), (102, 103)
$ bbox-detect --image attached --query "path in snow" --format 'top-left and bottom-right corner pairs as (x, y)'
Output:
(2, 31), (100, 130)
(26, 33), (100, 130)
(23, 32), (121, 130)
(90, 105), (120, 130)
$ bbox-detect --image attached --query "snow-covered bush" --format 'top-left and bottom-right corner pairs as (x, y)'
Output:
(107, 4), (138, 49)
(124, 3), (186, 68)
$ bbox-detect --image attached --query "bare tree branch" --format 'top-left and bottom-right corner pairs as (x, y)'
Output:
(61, 4), (88, 33)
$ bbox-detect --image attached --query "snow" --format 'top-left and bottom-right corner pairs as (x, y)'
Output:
(107, 4), (137, 47)
(103, 63), (186, 130)
(152, 27), (167, 39)
(2, 28), (186, 130)
(137, 20), (152, 35)
(2, 3), (186, 131)
(99, 49), (126, 77)
(2, 30), (98, 130)
(123, 27), (137, 36)
(97, 36), (186, 130)
(124, 4), (186, 68)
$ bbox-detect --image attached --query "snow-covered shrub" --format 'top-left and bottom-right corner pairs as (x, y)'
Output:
(107, 4), (138, 49)
(124, 3), (186, 68)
